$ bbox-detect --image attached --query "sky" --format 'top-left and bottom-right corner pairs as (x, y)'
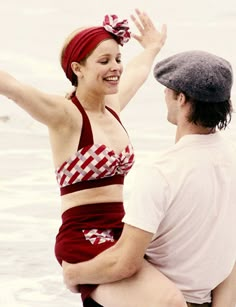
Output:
(0, 0), (235, 95)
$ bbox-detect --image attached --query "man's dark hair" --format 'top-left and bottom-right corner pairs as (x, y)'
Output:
(186, 94), (233, 130)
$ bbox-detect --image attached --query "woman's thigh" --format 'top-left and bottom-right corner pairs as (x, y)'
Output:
(91, 260), (186, 307)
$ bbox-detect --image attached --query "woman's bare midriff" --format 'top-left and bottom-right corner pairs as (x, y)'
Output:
(61, 184), (124, 214)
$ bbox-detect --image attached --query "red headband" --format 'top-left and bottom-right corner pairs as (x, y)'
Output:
(62, 15), (131, 83)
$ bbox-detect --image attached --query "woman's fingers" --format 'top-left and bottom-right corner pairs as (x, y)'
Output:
(132, 9), (156, 34)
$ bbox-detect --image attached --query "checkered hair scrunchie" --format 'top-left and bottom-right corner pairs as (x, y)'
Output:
(103, 14), (131, 46)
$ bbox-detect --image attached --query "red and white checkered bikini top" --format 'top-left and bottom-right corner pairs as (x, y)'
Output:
(56, 96), (135, 196)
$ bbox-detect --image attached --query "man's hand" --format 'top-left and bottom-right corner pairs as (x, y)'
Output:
(62, 261), (80, 293)
(61, 225), (153, 285)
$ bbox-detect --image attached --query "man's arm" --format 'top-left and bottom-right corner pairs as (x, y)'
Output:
(63, 224), (153, 288)
(63, 163), (165, 291)
(212, 263), (236, 307)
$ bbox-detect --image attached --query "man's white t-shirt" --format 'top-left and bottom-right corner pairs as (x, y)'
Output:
(123, 133), (236, 304)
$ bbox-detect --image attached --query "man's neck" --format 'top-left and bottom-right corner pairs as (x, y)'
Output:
(175, 123), (216, 143)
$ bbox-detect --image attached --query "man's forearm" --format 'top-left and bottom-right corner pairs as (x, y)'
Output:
(63, 245), (139, 286)
(212, 263), (236, 307)
(63, 224), (152, 288)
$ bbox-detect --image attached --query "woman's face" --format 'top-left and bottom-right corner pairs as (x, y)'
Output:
(78, 39), (123, 95)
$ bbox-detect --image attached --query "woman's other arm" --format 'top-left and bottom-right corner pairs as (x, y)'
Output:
(0, 70), (69, 127)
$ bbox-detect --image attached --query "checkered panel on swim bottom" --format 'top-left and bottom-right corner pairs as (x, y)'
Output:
(82, 229), (115, 245)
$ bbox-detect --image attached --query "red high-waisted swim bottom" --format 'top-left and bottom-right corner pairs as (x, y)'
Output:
(55, 202), (124, 302)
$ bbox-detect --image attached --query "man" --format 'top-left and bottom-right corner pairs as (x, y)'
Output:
(63, 50), (236, 307)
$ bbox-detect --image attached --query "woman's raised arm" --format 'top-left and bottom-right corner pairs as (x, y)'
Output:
(111, 9), (167, 111)
(0, 70), (70, 127)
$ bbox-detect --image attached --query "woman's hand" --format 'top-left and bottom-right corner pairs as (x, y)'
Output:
(131, 8), (167, 53)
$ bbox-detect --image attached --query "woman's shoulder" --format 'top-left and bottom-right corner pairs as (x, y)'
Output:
(46, 94), (83, 130)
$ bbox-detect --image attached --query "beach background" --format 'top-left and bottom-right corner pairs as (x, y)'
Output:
(0, 0), (236, 306)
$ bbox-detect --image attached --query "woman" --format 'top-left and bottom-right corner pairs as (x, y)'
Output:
(57, 11), (186, 307)
(0, 9), (184, 307)
(54, 10), (169, 306)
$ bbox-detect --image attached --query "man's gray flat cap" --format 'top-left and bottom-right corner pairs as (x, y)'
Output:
(153, 50), (233, 102)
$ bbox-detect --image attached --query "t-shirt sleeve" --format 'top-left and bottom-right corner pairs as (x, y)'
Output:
(122, 162), (168, 234)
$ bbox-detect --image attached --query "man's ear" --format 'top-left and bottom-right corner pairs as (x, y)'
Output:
(71, 62), (83, 78)
(178, 92), (187, 106)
